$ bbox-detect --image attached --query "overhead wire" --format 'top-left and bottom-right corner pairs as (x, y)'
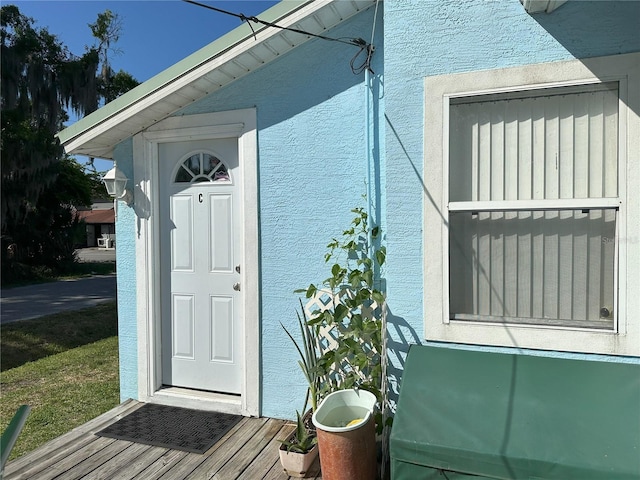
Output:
(182, 0), (375, 75)
(354, 0), (380, 75)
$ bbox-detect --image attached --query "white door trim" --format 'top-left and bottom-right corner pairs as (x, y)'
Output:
(133, 109), (259, 416)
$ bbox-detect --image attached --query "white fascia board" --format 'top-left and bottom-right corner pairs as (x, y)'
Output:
(60, 0), (373, 158)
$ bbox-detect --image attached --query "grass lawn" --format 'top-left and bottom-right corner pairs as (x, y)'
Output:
(0, 302), (119, 460)
(58, 261), (116, 279)
(2, 261), (116, 289)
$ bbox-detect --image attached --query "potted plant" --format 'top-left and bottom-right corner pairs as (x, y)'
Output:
(281, 204), (390, 479)
(279, 410), (319, 477)
(300, 206), (387, 427)
(297, 205), (390, 480)
(278, 301), (322, 476)
(280, 299), (324, 413)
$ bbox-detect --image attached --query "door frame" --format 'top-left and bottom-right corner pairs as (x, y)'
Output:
(133, 109), (259, 416)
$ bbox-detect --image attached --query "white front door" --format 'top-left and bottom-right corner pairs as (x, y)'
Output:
(159, 138), (242, 394)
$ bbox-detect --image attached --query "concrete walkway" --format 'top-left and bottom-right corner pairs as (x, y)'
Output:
(0, 274), (117, 324)
(76, 247), (116, 263)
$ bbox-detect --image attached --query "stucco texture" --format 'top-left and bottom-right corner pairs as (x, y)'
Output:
(115, 6), (384, 420)
(113, 0), (640, 418)
(113, 139), (138, 402)
(382, 0), (640, 387)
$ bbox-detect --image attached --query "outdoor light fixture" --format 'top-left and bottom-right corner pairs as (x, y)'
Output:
(102, 164), (133, 206)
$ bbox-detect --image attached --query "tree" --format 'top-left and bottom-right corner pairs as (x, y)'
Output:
(89, 10), (138, 104)
(1, 5), (138, 282)
(1, 5), (98, 229)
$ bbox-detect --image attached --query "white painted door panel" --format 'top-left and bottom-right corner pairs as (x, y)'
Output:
(159, 138), (242, 394)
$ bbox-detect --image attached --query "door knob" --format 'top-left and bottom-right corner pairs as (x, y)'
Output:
(233, 282), (241, 291)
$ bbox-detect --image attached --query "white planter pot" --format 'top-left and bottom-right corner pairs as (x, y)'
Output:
(278, 443), (319, 478)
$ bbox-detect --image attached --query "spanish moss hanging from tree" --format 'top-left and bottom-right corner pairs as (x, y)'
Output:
(1, 5), (138, 282)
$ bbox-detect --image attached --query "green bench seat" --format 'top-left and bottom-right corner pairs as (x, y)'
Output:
(390, 345), (640, 479)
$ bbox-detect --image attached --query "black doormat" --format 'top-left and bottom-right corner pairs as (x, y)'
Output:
(96, 403), (242, 454)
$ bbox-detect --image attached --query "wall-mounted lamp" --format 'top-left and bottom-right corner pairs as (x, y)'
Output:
(102, 164), (133, 206)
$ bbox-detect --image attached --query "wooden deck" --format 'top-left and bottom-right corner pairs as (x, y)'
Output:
(4, 400), (322, 480)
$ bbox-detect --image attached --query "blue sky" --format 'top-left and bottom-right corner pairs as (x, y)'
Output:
(8, 0), (279, 171)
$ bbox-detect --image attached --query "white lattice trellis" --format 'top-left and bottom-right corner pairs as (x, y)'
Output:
(303, 288), (383, 384)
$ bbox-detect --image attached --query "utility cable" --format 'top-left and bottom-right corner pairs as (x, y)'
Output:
(355, 0), (380, 75)
(182, 0), (374, 74)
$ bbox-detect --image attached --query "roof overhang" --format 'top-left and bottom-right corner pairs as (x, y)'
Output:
(76, 208), (115, 224)
(58, 0), (376, 159)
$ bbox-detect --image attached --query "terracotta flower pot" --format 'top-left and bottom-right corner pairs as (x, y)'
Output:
(279, 443), (319, 478)
(315, 414), (377, 480)
(312, 389), (378, 480)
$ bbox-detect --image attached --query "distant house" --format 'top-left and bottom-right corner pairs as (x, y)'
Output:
(58, 0), (639, 424)
(75, 201), (115, 248)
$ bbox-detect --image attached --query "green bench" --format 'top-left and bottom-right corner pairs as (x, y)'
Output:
(390, 346), (640, 479)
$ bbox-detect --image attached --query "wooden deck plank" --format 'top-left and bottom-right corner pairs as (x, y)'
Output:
(4, 401), (325, 480)
(55, 439), (134, 480)
(263, 461), (291, 480)
(211, 418), (286, 479)
(6, 431), (105, 480)
(107, 446), (168, 480)
(4, 399), (141, 478)
(129, 448), (189, 480)
(30, 436), (119, 480)
(152, 416), (252, 479)
(80, 442), (156, 480)
(236, 423), (293, 480)
(182, 417), (269, 479)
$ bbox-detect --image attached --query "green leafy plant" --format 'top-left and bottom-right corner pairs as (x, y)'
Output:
(297, 206), (386, 421)
(280, 299), (324, 412)
(280, 410), (318, 454)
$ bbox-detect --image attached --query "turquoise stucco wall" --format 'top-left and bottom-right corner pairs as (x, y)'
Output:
(383, 0), (640, 396)
(113, 139), (138, 402)
(113, 0), (639, 418)
(114, 6), (384, 420)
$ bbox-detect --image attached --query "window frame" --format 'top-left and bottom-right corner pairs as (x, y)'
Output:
(423, 53), (640, 356)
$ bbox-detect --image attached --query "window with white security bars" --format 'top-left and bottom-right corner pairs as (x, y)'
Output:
(424, 54), (639, 356)
(447, 83), (619, 330)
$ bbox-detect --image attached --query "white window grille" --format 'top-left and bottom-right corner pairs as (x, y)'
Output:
(448, 83), (618, 330)
(174, 152), (230, 183)
(423, 53), (640, 356)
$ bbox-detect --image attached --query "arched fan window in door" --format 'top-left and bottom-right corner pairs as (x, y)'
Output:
(174, 152), (230, 183)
